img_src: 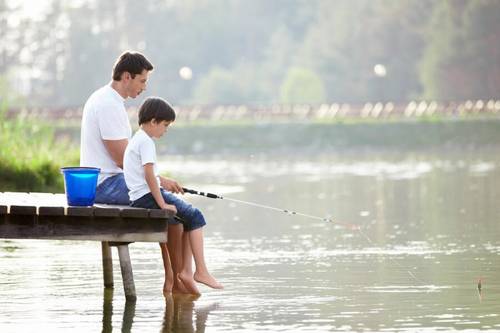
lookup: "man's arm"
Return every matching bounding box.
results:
[103,139,128,169]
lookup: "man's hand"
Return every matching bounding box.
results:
[160,176,184,194]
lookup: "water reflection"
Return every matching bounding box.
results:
[102,289,136,333]
[162,294,218,333]
[100,289,217,333]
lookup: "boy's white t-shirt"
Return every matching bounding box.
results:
[124,129,161,202]
[80,84,131,184]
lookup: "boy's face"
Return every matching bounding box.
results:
[151,119,172,138]
[124,69,150,98]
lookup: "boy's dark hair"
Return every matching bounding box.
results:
[138,97,176,125]
[112,51,154,81]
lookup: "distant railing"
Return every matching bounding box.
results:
[6,100,500,123]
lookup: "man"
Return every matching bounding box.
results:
[80,51,193,295]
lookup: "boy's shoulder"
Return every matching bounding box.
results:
[130,129,153,147]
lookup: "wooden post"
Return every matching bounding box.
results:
[117,244,136,301]
[101,241,114,288]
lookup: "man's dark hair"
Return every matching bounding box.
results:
[138,97,176,125]
[112,51,154,81]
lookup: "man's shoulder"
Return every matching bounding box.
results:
[86,85,122,109]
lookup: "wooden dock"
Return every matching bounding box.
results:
[0,192,173,300]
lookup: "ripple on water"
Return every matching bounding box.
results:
[364,285,451,293]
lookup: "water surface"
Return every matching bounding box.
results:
[2,122,500,332]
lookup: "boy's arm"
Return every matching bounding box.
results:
[159,176,184,194]
[144,163,177,214]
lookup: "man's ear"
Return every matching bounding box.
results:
[121,71,131,82]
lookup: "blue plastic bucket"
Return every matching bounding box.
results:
[60,167,100,206]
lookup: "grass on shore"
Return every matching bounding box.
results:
[0,111,79,192]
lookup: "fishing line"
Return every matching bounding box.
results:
[356,228,428,285]
[183,187,428,286]
[182,188,358,230]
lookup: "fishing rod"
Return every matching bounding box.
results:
[183,187,429,286]
[182,187,360,230]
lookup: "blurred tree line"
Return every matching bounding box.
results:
[0,0,499,107]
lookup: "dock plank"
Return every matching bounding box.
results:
[10,205,37,215]
[94,207,121,217]
[39,206,65,216]
[67,206,94,217]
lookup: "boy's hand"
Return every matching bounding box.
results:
[161,203,177,215]
[160,177,184,194]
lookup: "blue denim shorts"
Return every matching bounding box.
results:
[95,173,130,205]
[130,188,206,232]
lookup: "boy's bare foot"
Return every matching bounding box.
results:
[194,271,224,289]
[178,272,201,295]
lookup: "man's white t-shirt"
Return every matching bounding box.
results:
[124,129,161,202]
[80,84,131,184]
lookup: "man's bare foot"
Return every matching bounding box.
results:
[172,277,189,294]
[194,271,223,289]
[178,272,201,295]
[173,293,200,302]
[163,281,173,297]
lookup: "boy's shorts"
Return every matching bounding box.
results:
[130,189,206,231]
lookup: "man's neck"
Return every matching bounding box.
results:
[110,80,128,99]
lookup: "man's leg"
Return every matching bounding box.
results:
[178,231,201,295]
[95,174,130,205]
[167,224,189,294]
[159,243,174,296]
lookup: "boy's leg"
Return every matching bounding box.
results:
[161,190,223,290]
[188,228,223,289]
[159,243,174,296]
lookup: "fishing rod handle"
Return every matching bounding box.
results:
[182,187,198,194]
[182,187,221,199]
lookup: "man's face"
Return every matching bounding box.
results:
[125,69,150,98]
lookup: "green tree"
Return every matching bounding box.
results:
[0,0,26,75]
[298,0,434,102]
[57,1,121,106]
[193,67,236,104]
[192,64,267,104]
[280,67,325,104]
[0,75,24,109]
[420,0,500,100]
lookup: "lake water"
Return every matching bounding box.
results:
[2,121,500,332]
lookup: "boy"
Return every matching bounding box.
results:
[124,97,223,295]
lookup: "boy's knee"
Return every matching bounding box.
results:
[185,208,206,231]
